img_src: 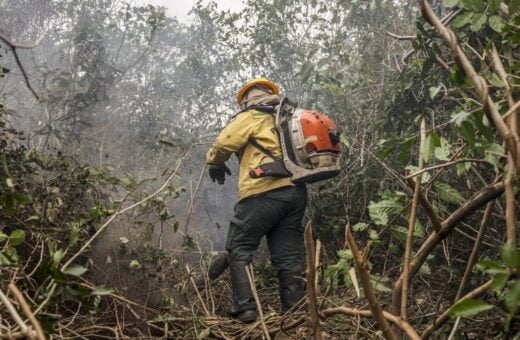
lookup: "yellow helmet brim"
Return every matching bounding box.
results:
[237,78,280,104]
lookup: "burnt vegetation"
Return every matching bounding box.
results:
[0,0,519,339]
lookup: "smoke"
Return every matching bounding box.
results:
[0,1,250,310]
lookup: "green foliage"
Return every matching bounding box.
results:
[433,182,465,205]
[0,100,180,336]
[62,264,88,276]
[501,241,520,271]
[368,192,405,226]
[476,242,520,330]
[423,132,441,163]
[324,248,391,295]
[92,285,115,296]
[448,299,494,318]
[324,249,353,288]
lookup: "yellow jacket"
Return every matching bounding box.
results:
[206,109,294,200]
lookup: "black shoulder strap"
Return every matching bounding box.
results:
[248,138,279,161]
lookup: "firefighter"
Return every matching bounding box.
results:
[206,78,306,323]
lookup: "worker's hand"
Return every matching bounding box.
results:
[208,164,231,185]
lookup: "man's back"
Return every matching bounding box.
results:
[206,108,293,200]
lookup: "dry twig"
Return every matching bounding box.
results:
[455,202,493,300]
[345,225,398,340]
[401,119,426,320]
[245,264,271,340]
[186,264,210,316]
[405,159,491,179]
[304,223,322,340]
[8,284,45,340]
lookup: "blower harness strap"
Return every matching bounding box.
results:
[248,139,292,179]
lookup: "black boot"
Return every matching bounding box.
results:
[278,271,305,313]
[229,260,257,323]
[195,253,229,290]
[208,253,229,280]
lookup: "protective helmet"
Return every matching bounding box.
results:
[236,78,279,104]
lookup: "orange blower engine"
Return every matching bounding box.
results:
[276,97,342,183]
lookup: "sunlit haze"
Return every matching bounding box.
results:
[132,0,244,22]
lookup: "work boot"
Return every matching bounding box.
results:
[278,271,305,313]
[229,260,257,323]
[208,253,229,280]
[195,253,229,290]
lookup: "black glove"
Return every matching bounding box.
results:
[208,164,231,185]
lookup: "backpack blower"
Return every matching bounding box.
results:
[249,97,342,183]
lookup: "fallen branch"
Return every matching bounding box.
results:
[0,330,38,340]
[345,225,398,340]
[320,306,419,340]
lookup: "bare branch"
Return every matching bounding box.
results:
[406,178,442,233]
[401,119,426,320]
[490,45,518,246]
[346,225,398,340]
[0,32,44,101]
[502,100,520,121]
[392,181,504,315]
[405,159,492,179]
[455,202,493,300]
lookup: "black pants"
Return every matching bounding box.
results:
[225,185,307,274]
